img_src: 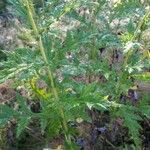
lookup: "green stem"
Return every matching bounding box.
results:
[132,10,150,41]
[123,9,150,68]
[25,0,73,148]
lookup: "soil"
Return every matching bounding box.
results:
[0,83,16,104]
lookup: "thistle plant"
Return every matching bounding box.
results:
[0,0,150,149]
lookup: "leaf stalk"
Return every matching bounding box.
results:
[24,0,73,148]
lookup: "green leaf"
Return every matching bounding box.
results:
[16,117,31,138]
[132,72,150,82]
[116,106,142,148]
[48,119,61,138]
[0,105,18,126]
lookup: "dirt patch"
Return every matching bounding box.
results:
[0,83,16,104]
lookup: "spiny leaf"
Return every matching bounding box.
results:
[116,106,142,148]
[0,105,18,126]
[16,117,31,138]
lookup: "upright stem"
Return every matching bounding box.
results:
[25,0,73,148]
[132,10,150,41]
[123,9,150,68]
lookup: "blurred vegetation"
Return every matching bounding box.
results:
[0,50,7,61]
[0,0,7,13]
[33,0,45,8]
[0,0,44,14]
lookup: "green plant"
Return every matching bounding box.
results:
[0,0,7,13]
[0,0,150,149]
[0,50,7,62]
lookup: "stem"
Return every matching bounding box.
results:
[132,10,150,41]
[123,9,150,68]
[25,0,73,148]
[90,10,98,60]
